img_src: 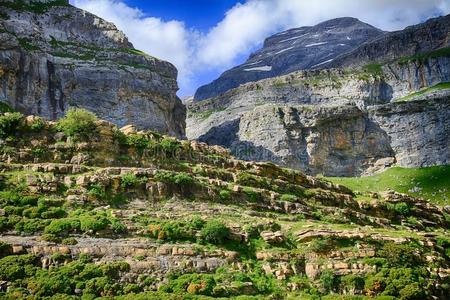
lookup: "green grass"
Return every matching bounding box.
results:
[398,47,450,65]
[395,82,450,102]
[362,63,383,76]
[327,166,450,205]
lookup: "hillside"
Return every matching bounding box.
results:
[0,107,449,299]
[0,0,185,138]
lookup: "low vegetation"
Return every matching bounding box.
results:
[327,165,450,205]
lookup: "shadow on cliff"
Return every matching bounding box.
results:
[197,118,283,165]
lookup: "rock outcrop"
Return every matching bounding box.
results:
[187,14,450,176]
[0,0,185,138]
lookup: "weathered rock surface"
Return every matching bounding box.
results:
[0,0,185,138]
[194,17,383,101]
[187,14,450,176]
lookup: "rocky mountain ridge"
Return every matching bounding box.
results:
[187,14,450,176]
[0,0,186,138]
[194,17,384,101]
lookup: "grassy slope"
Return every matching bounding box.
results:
[327,166,450,205]
[395,82,450,102]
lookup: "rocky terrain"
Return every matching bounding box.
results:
[0,107,449,299]
[194,17,384,101]
[187,14,450,176]
[0,0,185,138]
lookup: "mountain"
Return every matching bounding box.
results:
[0,0,185,138]
[187,14,450,176]
[194,17,384,101]
[0,108,448,299]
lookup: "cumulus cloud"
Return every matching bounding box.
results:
[71,0,450,96]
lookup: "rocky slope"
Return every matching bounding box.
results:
[187,14,450,176]
[0,0,185,138]
[194,17,384,101]
[0,109,448,299]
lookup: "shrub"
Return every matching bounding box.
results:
[61,237,78,245]
[40,233,62,243]
[121,173,141,188]
[280,194,297,202]
[111,219,127,234]
[219,189,231,201]
[0,112,23,138]
[15,218,48,234]
[0,102,14,113]
[126,134,150,153]
[154,171,194,186]
[236,172,270,189]
[394,202,411,216]
[320,270,339,293]
[378,243,422,267]
[200,220,230,245]
[29,117,45,131]
[87,184,106,200]
[79,215,109,233]
[56,108,97,139]
[160,138,181,156]
[0,254,37,281]
[44,218,81,235]
[308,237,336,254]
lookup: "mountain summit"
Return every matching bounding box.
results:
[194,17,384,101]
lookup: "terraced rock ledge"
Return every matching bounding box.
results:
[0,108,449,299]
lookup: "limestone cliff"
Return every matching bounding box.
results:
[0,0,186,138]
[187,52,450,176]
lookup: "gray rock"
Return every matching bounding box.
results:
[0,1,185,138]
[187,57,450,176]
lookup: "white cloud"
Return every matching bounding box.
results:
[71,0,450,96]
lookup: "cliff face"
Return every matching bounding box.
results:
[0,0,186,138]
[187,53,450,176]
[194,17,383,101]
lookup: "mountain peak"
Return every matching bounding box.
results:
[195,17,384,101]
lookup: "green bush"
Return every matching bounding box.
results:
[393,202,411,216]
[111,219,127,234]
[40,233,62,243]
[0,102,14,113]
[280,194,297,202]
[154,171,194,186]
[0,254,37,281]
[378,243,422,267]
[29,117,45,131]
[61,237,78,245]
[56,108,97,139]
[320,270,339,293]
[44,218,81,235]
[121,173,141,188]
[308,237,336,254]
[0,112,23,138]
[219,189,231,201]
[79,215,110,233]
[236,172,270,189]
[160,138,181,156]
[200,220,230,245]
[87,184,106,200]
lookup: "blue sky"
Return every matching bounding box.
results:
[123,0,240,31]
[71,0,450,97]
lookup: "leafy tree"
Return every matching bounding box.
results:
[56,108,97,139]
[200,220,230,245]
